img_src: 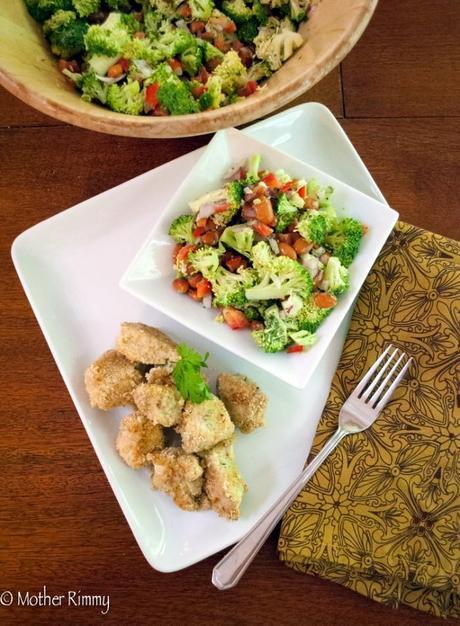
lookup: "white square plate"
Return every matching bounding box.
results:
[12,103,389,572]
[120,127,398,389]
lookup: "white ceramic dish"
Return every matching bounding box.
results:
[12,103,389,572]
[120,127,398,389]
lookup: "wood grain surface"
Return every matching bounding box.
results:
[1,1,459,624]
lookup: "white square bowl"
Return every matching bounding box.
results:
[120,127,398,389]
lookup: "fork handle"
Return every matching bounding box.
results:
[212,427,347,590]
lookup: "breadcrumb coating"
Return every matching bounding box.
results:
[116,322,179,365]
[116,412,164,469]
[133,383,184,427]
[202,440,247,520]
[145,363,175,385]
[178,394,235,454]
[148,447,209,511]
[217,373,268,433]
[84,350,142,410]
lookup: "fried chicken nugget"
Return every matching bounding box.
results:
[116,322,179,365]
[116,412,164,469]
[178,394,235,454]
[84,350,142,410]
[145,363,175,386]
[148,447,209,511]
[133,383,184,427]
[217,373,268,433]
[202,440,248,521]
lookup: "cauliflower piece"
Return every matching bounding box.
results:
[217,373,267,433]
[133,383,184,427]
[84,350,142,410]
[202,440,247,520]
[116,322,179,365]
[149,447,209,511]
[177,394,235,453]
[116,412,164,469]
[254,18,303,70]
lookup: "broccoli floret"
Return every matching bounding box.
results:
[275,193,298,232]
[199,40,224,63]
[289,0,309,22]
[157,79,199,115]
[254,18,303,70]
[160,28,196,56]
[211,267,256,308]
[188,246,221,279]
[189,0,214,20]
[122,38,166,64]
[213,50,247,94]
[288,329,317,348]
[106,0,133,9]
[168,214,196,244]
[250,240,273,269]
[323,256,350,295]
[84,13,132,57]
[79,71,108,103]
[208,180,243,226]
[48,14,88,58]
[180,44,204,77]
[290,296,333,332]
[245,153,261,184]
[220,225,254,257]
[245,255,312,301]
[72,0,100,17]
[144,10,170,37]
[252,305,289,353]
[253,0,268,24]
[25,0,73,23]
[222,0,252,23]
[237,18,259,44]
[42,9,75,34]
[325,217,363,267]
[106,81,144,115]
[247,61,271,82]
[199,75,225,110]
[296,212,327,244]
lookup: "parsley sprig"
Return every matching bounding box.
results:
[172,344,212,404]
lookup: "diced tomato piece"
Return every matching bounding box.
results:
[252,222,273,238]
[193,226,206,237]
[168,58,183,75]
[119,58,130,72]
[177,244,197,264]
[222,307,250,330]
[188,273,203,288]
[178,3,192,17]
[145,83,159,106]
[254,196,275,225]
[279,181,294,193]
[314,293,337,309]
[238,80,258,97]
[190,20,206,34]
[192,85,206,98]
[223,19,237,33]
[196,217,208,228]
[287,344,304,353]
[188,288,201,301]
[196,279,212,299]
[298,185,306,198]
[226,255,247,272]
[261,172,281,189]
[238,168,247,180]
[107,63,124,79]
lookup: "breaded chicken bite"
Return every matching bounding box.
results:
[178,394,234,454]
[217,373,268,433]
[149,448,208,511]
[145,363,175,385]
[202,440,247,520]
[116,322,179,365]
[84,350,142,410]
[133,383,184,427]
[116,412,164,469]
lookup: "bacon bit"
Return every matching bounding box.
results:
[153,105,169,116]
[119,58,130,72]
[232,40,245,51]
[214,34,230,52]
[237,80,258,97]
[261,172,281,189]
[206,57,222,72]
[190,20,206,33]
[287,344,304,353]
[201,230,219,245]
[168,58,183,76]
[145,83,160,106]
[58,59,79,74]
[226,255,247,272]
[178,3,192,18]
[314,293,337,309]
[252,222,274,238]
[277,233,294,244]
[222,307,250,330]
[197,66,210,84]
[192,85,206,98]
[241,203,257,221]
[198,31,214,42]
[238,47,253,68]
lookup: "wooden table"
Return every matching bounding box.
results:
[1,1,459,624]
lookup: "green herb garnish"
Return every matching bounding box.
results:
[172,343,212,404]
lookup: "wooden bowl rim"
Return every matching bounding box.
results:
[0,0,378,137]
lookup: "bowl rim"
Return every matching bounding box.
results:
[0,0,378,137]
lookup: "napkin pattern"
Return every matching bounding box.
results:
[278,222,459,618]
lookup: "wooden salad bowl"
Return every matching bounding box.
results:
[0,1,378,138]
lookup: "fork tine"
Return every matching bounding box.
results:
[375,357,413,412]
[368,351,406,406]
[353,344,393,396]
[360,347,399,401]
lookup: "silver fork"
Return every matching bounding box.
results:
[212,344,412,590]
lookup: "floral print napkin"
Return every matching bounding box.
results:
[278,222,459,618]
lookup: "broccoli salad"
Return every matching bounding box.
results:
[168,155,366,353]
[24,0,312,116]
